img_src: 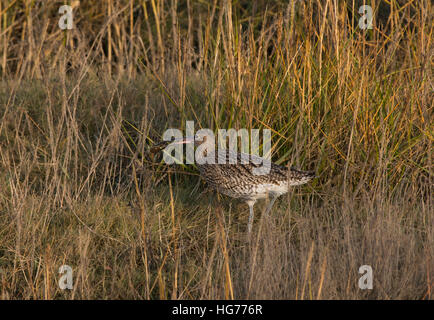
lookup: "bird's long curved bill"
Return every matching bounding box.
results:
[150,136,195,154]
[171,136,195,145]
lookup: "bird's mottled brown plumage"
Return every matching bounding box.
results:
[197,149,315,202]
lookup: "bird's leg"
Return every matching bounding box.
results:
[264,194,278,216]
[246,200,256,233]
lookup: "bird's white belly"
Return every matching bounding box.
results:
[250,182,289,199]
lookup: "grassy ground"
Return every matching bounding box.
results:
[0,0,432,299]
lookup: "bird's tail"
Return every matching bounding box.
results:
[288,167,315,186]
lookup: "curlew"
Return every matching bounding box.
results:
[152,131,314,233]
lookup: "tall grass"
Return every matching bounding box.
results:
[0,0,432,299]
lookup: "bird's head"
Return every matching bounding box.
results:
[150,131,213,154]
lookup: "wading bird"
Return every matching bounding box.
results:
[152,132,314,233]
